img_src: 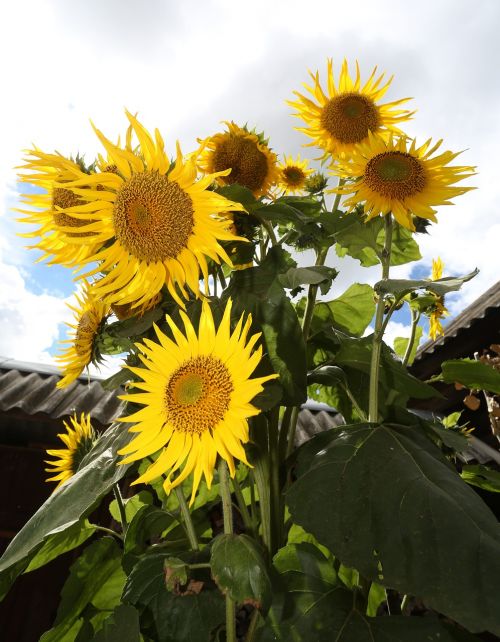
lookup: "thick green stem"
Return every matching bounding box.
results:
[262,220,278,246]
[219,460,236,642]
[245,609,260,642]
[368,216,393,423]
[232,476,253,534]
[174,486,199,551]
[402,309,420,367]
[268,408,282,552]
[113,484,128,535]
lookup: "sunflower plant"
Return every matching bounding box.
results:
[2,58,500,642]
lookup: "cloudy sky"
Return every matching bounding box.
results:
[0,0,498,374]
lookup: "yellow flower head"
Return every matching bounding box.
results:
[428,257,449,341]
[288,58,414,160]
[56,281,110,388]
[118,298,278,505]
[16,150,100,267]
[56,111,246,308]
[277,155,314,194]
[331,133,476,230]
[45,413,96,489]
[198,122,280,198]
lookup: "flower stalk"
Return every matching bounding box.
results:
[219,459,237,642]
[174,485,200,551]
[368,215,393,423]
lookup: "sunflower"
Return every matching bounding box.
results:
[56,281,110,388]
[111,290,162,321]
[57,111,246,308]
[288,58,414,160]
[331,133,476,230]
[277,155,313,194]
[118,298,278,505]
[198,122,279,198]
[45,413,96,489]
[428,257,449,340]
[16,150,99,266]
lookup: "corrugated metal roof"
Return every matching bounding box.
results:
[415,279,500,360]
[0,357,124,425]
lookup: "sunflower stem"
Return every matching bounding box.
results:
[174,486,200,551]
[245,609,261,642]
[113,484,128,536]
[92,524,124,541]
[402,309,421,367]
[262,220,278,246]
[368,215,393,423]
[218,460,236,642]
[232,476,254,535]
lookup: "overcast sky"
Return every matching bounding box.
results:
[0,0,498,372]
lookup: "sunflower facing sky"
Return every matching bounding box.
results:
[331,133,476,230]
[56,281,109,388]
[118,298,278,505]
[288,58,414,160]
[52,111,246,308]
[198,122,280,198]
[277,155,313,194]
[17,149,100,267]
[45,413,96,489]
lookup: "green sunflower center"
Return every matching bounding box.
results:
[320,92,379,144]
[165,356,234,434]
[364,151,426,199]
[52,187,94,238]
[283,166,305,187]
[113,171,194,263]
[212,135,269,193]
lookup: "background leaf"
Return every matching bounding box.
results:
[440,358,500,394]
[92,605,140,642]
[324,283,376,337]
[393,326,423,365]
[375,270,478,297]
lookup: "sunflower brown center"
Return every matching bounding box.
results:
[320,92,379,144]
[165,356,234,434]
[113,171,194,263]
[75,311,97,356]
[212,135,269,193]
[364,151,426,199]
[52,188,94,238]
[283,166,305,187]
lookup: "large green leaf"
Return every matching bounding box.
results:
[375,269,478,298]
[440,358,500,394]
[287,423,500,635]
[278,266,338,295]
[123,551,225,641]
[210,534,272,610]
[256,543,478,641]
[461,465,500,493]
[40,538,123,641]
[224,247,307,404]
[25,519,96,573]
[92,605,140,642]
[0,422,133,600]
[325,283,375,337]
[329,211,421,267]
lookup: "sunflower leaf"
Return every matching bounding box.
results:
[439,358,500,394]
[286,422,500,636]
[375,269,478,297]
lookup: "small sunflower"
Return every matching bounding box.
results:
[111,291,162,321]
[428,257,449,341]
[118,298,278,505]
[288,58,414,160]
[277,155,313,194]
[45,413,96,489]
[56,282,110,388]
[16,150,99,266]
[198,122,279,198]
[331,133,476,230]
[58,111,246,308]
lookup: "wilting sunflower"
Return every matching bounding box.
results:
[198,122,280,198]
[277,155,313,194]
[288,58,413,160]
[57,111,246,308]
[16,150,99,266]
[56,281,109,388]
[45,413,96,489]
[118,298,278,505]
[428,257,449,340]
[331,133,476,230]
